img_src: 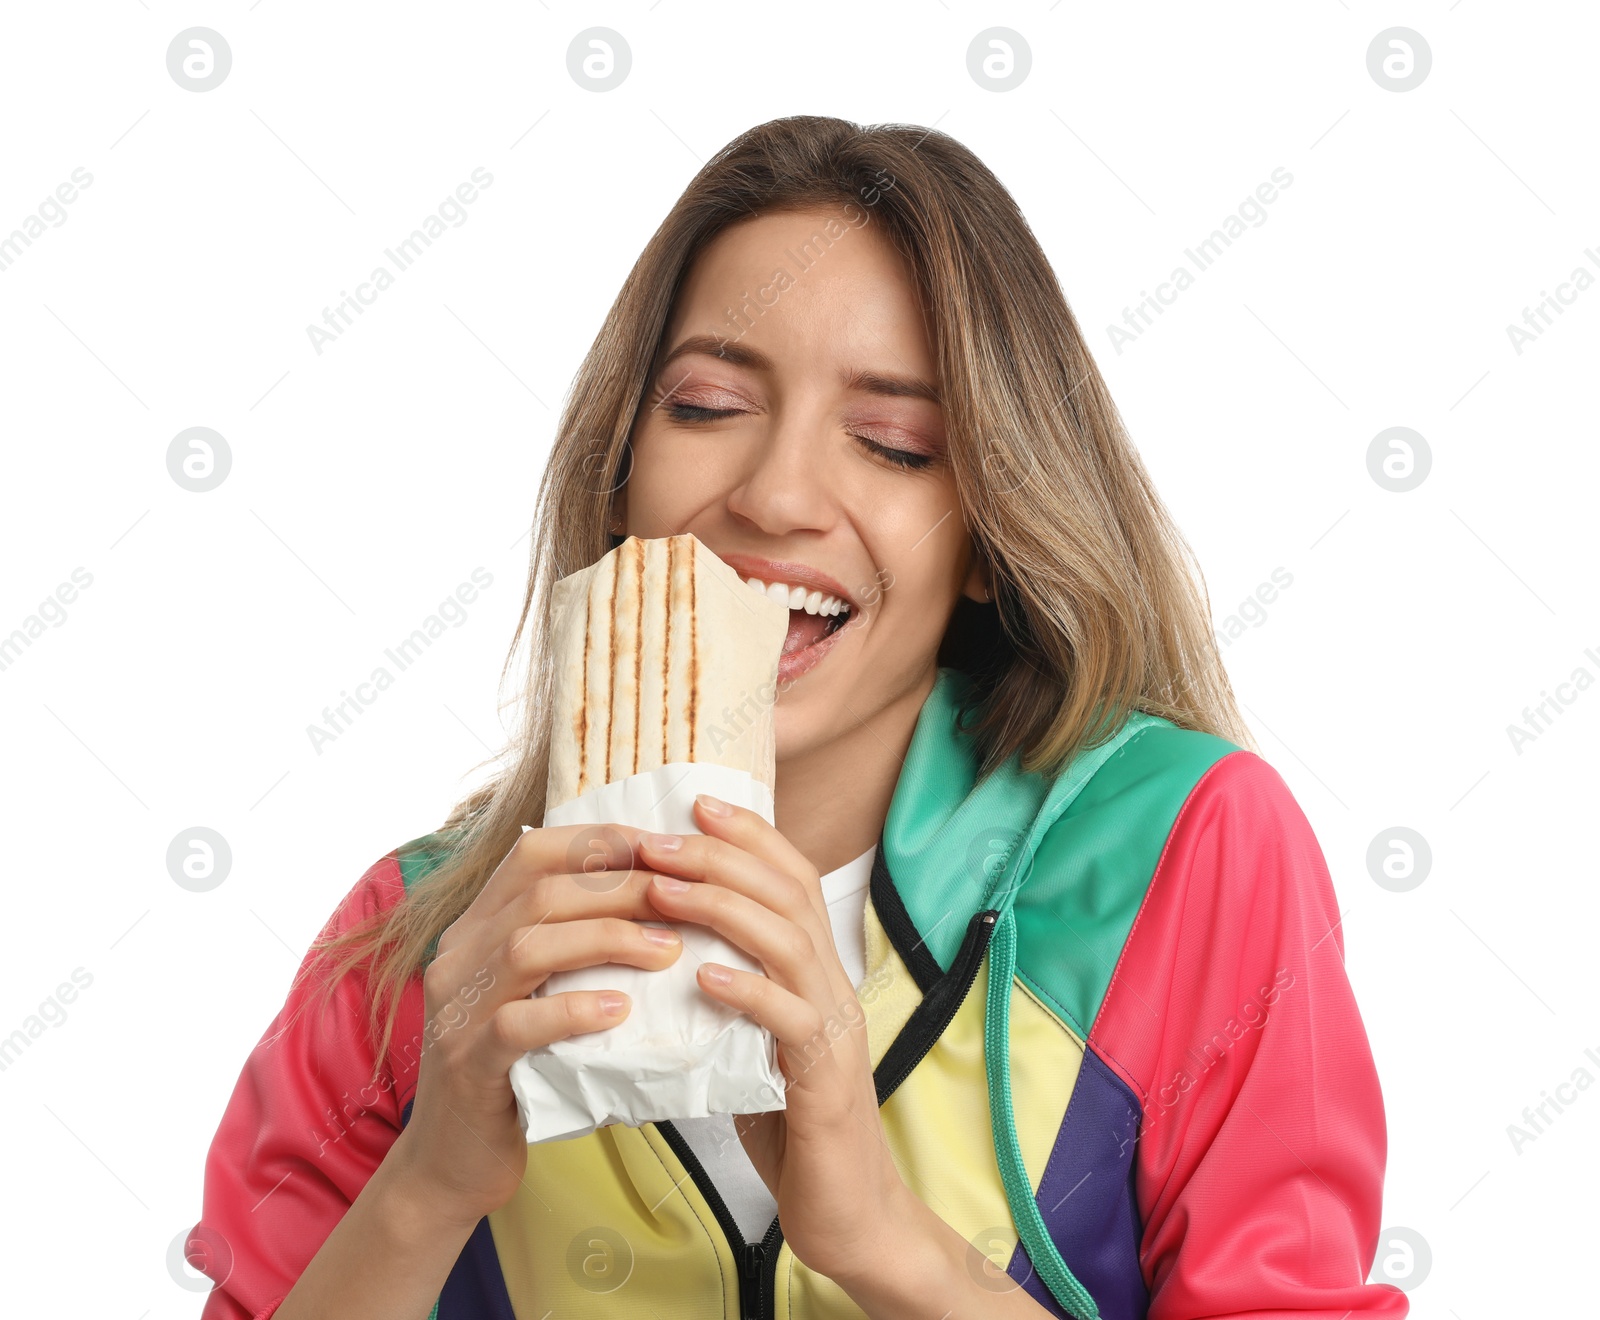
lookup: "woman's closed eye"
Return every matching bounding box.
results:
[666,401,740,424]
[664,399,936,471]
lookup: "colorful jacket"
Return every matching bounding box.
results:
[192,667,1407,1319]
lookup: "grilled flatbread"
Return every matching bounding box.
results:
[546,534,789,810]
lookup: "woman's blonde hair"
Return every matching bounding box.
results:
[303,114,1255,1079]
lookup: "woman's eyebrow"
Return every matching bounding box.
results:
[659,334,941,405]
[839,367,942,406]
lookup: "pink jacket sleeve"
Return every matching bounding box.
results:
[186,853,424,1319]
[1092,751,1409,1318]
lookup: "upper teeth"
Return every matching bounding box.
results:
[743,576,850,617]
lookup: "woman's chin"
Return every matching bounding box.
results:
[773,697,837,769]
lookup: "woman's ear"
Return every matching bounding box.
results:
[960,551,993,604]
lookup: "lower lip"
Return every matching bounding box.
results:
[776,614,855,684]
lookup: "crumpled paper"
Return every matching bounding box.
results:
[508,760,788,1144]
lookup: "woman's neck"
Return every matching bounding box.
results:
[772,667,938,877]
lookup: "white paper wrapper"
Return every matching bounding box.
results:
[508,761,788,1144]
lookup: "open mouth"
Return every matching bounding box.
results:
[739,575,854,664]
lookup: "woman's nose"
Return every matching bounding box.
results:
[723,411,839,536]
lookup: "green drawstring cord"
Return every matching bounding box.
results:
[982,711,1159,1320]
[985,909,1100,1319]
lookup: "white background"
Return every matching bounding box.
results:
[1,2,1595,1314]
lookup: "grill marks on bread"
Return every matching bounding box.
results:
[548,533,788,809]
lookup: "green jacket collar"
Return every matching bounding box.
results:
[881,666,1166,972]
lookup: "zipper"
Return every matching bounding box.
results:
[755,1213,783,1320]
[739,1241,765,1318]
[654,1119,772,1319]
[751,908,999,1317]
[655,907,998,1320]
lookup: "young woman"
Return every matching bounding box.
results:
[192,116,1407,1320]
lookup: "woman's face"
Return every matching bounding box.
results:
[618,206,986,765]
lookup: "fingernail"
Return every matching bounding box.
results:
[597,991,628,1015]
[652,873,690,893]
[641,924,681,946]
[641,831,682,852]
[701,965,732,986]
[695,793,732,817]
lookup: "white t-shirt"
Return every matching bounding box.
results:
[672,843,876,1241]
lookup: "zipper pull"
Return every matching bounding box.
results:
[739,1241,766,1319]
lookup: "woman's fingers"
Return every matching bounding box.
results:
[437,854,670,1006]
[467,989,634,1082]
[639,826,821,932]
[499,914,681,989]
[646,871,835,1004]
[692,794,818,879]
[695,963,866,1085]
[429,911,680,1025]
[690,797,830,921]
[638,824,859,1005]
[493,865,667,930]
[435,915,680,1086]
[468,822,653,930]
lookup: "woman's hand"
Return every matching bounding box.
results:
[637,797,903,1283]
[640,801,1056,1319]
[389,824,682,1227]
